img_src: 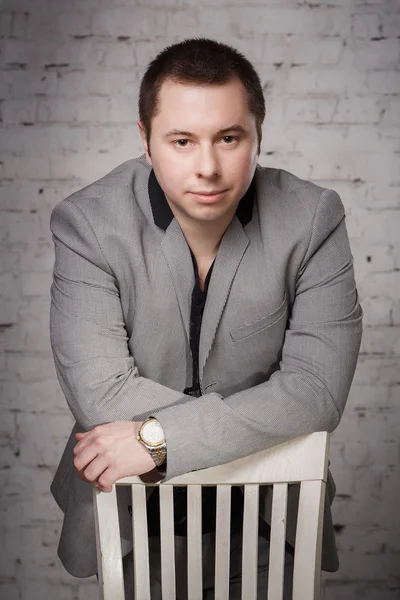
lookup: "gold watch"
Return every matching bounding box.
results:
[137,417,167,467]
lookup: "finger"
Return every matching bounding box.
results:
[76,467,90,483]
[97,466,121,493]
[73,430,99,455]
[75,466,102,489]
[73,446,99,474]
[82,455,109,484]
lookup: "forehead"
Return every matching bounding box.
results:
[153,78,254,132]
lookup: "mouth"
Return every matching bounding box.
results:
[189,190,228,203]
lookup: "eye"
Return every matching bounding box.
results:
[175,139,189,147]
[222,135,238,144]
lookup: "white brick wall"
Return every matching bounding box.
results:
[0,0,399,598]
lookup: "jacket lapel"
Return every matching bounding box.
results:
[199,216,249,384]
[160,218,194,344]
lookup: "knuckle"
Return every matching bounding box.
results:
[96,436,106,449]
[83,468,93,482]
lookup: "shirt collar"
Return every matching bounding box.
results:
[148,169,255,231]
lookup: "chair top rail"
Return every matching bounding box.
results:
[117,432,329,487]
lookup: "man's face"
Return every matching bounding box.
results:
[138,77,260,228]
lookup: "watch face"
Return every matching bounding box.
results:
[141,420,165,446]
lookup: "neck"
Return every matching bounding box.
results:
[174,210,236,261]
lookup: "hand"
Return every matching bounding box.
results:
[73,421,156,493]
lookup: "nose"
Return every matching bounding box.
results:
[195,144,220,179]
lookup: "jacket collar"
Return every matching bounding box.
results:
[148,169,255,230]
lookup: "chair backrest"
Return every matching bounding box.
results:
[93,431,329,600]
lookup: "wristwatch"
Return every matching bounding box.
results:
[137,417,167,467]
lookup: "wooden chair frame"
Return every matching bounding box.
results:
[93,431,329,600]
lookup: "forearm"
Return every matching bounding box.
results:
[52,352,191,431]
[153,340,360,482]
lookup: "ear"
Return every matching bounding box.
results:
[137,120,152,165]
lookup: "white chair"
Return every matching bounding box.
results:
[93,431,329,600]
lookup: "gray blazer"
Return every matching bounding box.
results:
[49,154,363,578]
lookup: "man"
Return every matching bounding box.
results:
[49,38,363,598]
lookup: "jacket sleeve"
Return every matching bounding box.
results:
[49,198,192,431]
[152,188,363,482]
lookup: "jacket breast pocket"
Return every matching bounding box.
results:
[229,292,288,342]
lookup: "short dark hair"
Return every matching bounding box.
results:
[138,37,265,153]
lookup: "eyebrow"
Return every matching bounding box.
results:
[163,124,248,138]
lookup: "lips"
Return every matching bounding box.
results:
[190,190,227,204]
[191,190,226,195]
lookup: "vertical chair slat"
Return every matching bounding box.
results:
[292,480,326,600]
[267,483,288,600]
[93,485,125,600]
[159,484,176,600]
[214,485,232,600]
[187,484,203,600]
[241,484,259,600]
[131,484,151,600]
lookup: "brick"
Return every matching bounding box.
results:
[2,99,37,125]
[354,296,393,326]
[0,584,19,600]
[285,97,337,123]
[1,155,52,180]
[0,70,58,98]
[48,151,131,182]
[166,8,200,36]
[262,35,344,66]
[0,213,43,245]
[235,6,351,37]
[1,38,59,69]
[286,68,368,95]
[0,273,22,298]
[381,10,400,38]
[367,70,400,94]
[20,272,52,298]
[311,149,399,184]
[0,181,85,213]
[356,242,396,274]
[26,11,93,40]
[102,42,137,69]
[0,125,89,157]
[134,38,180,66]
[333,97,382,124]
[346,383,390,409]
[5,351,57,382]
[351,38,400,70]
[108,95,139,123]
[360,326,400,355]
[91,7,168,37]
[56,70,139,97]
[351,12,381,39]
[0,380,67,412]
[0,10,30,39]
[36,97,111,124]
[382,99,400,125]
